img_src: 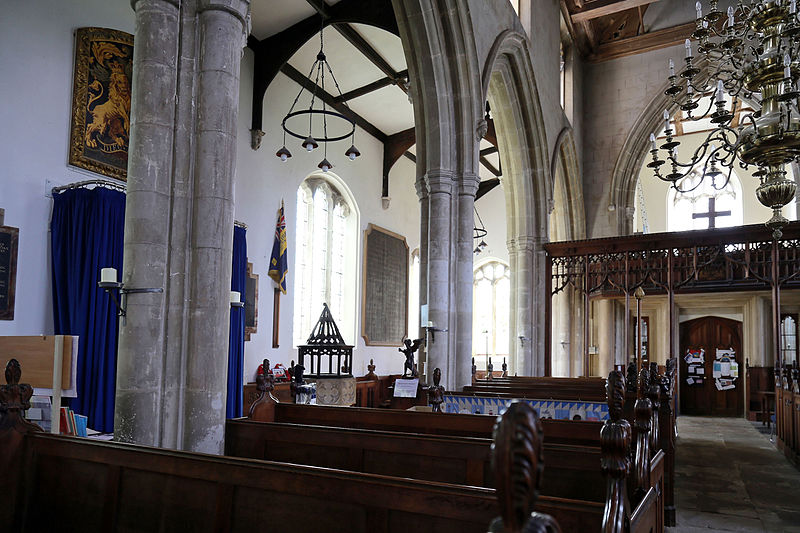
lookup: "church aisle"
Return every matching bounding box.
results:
[667,417,800,533]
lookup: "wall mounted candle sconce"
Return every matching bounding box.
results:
[230,290,244,308]
[97,267,163,318]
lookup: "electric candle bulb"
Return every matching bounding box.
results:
[792,0,797,15]
[669,58,675,77]
[717,79,724,101]
[728,6,734,27]
[785,54,792,80]
[696,1,702,19]
[322,164,329,172]
[687,84,693,95]
[349,152,356,161]
[305,143,314,151]
[280,153,288,162]
[650,133,657,151]
[664,109,670,131]
[685,39,692,58]
[702,20,708,29]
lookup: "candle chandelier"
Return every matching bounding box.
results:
[473,207,488,255]
[275,21,361,172]
[648,0,799,238]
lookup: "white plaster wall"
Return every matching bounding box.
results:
[472,180,508,265]
[582,43,685,238]
[634,131,796,233]
[235,49,421,383]
[0,0,135,338]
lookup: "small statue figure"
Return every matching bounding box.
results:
[427,367,445,413]
[487,357,494,380]
[399,337,423,378]
[471,357,477,383]
[364,358,377,380]
[256,358,275,394]
[501,357,508,377]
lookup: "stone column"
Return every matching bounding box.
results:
[514,237,535,376]
[596,299,616,372]
[415,177,429,378]
[116,0,249,454]
[507,238,519,374]
[454,173,479,389]
[425,171,453,388]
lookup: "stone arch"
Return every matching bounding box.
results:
[482,29,551,376]
[550,127,585,241]
[609,59,712,235]
[391,0,484,389]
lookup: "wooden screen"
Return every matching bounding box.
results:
[361,224,408,346]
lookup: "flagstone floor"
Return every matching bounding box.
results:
[666,416,800,533]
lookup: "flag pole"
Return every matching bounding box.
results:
[272,199,284,348]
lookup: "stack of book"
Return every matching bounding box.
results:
[59,406,87,437]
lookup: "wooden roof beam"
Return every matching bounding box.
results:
[571,0,658,24]
[588,21,696,63]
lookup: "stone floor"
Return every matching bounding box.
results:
[666,416,800,533]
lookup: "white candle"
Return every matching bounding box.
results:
[696,1,702,19]
[230,290,241,304]
[785,53,792,80]
[100,268,117,284]
[664,109,670,131]
[716,79,724,101]
[687,84,693,96]
[685,39,693,58]
[650,133,657,151]
[728,6,735,27]
[792,0,797,15]
[669,58,675,77]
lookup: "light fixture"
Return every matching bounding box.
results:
[97,267,163,318]
[473,206,488,255]
[230,290,244,308]
[649,0,799,239]
[277,19,361,169]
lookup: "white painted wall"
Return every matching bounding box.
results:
[235,49,421,383]
[0,0,135,338]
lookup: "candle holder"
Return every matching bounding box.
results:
[97,268,163,317]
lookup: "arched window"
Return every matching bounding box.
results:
[667,166,743,232]
[293,175,358,346]
[472,260,510,369]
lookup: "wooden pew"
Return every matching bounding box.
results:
[0,358,565,533]
[775,364,800,467]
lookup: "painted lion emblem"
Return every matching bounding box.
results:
[85,42,131,153]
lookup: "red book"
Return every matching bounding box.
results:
[59,407,70,434]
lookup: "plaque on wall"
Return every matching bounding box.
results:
[245,262,258,341]
[0,225,19,320]
[362,224,409,346]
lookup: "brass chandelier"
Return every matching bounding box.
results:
[649,0,799,238]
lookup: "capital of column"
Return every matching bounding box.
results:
[197,0,251,27]
[131,0,180,10]
[509,236,538,253]
[457,172,480,196]
[425,170,455,196]
[415,176,429,200]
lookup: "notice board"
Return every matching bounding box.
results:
[362,224,408,346]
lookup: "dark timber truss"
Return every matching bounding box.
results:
[247,0,502,200]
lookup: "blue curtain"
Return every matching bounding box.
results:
[51,187,125,433]
[227,226,247,418]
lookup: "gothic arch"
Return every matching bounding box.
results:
[550,127,585,241]
[482,29,550,376]
[609,59,713,235]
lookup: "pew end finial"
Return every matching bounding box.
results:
[488,401,562,533]
[249,358,279,421]
[602,370,631,533]
[427,368,445,413]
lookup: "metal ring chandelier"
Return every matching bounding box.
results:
[275,22,361,172]
[648,0,799,239]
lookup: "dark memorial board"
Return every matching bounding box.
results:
[0,226,19,320]
[362,224,408,346]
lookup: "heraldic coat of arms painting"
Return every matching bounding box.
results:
[69,27,133,181]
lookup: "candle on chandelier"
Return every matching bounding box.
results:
[785,53,792,80]
[685,39,692,58]
[669,58,675,77]
[716,80,724,101]
[728,6,734,27]
[650,133,657,151]
[687,84,693,96]
[663,109,670,131]
[696,1,702,19]
[792,0,797,15]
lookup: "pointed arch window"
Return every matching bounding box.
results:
[473,261,510,368]
[294,177,356,346]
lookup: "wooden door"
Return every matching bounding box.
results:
[680,316,744,416]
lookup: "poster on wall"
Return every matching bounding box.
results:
[0,225,19,320]
[68,27,134,181]
[685,348,705,386]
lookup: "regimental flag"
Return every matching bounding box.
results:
[268,200,288,294]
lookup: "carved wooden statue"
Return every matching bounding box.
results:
[625,362,638,394]
[487,357,494,380]
[427,367,445,413]
[488,401,562,533]
[502,357,508,378]
[632,368,652,501]
[249,358,279,419]
[364,358,377,380]
[471,357,477,383]
[601,370,631,533]
[399,338,423,378]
